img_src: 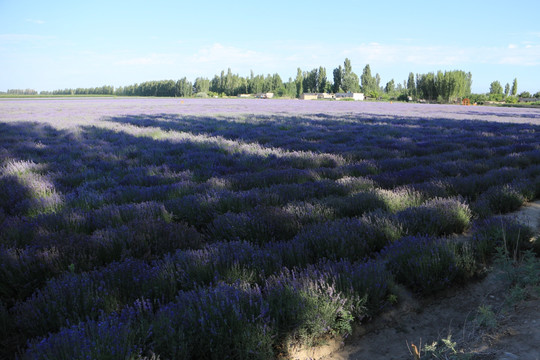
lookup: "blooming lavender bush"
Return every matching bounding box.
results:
[24,299,153,360]
[0,246,62,305]
[206,206,301,244]
[291,213,402,262]
[169,240,283,287]
[380,236,459,295]
[304,258,393,315]
[396,197,471,236]
[152,283,274,360]
[264,268,354,348]
[472,183,527,217]
[12,258,174,340]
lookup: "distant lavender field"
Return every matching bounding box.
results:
[1,98,539,359]
[1,97,540,126]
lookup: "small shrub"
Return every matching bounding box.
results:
[378,187,424,213]
[448,240,480,281]
[264,268,353,349]
[206,206,301,244]
[282,200,336,224]
[0,246,62,305]
[323,191,388,218]
[307,258,393,315]
[12,258,175,340]
[471,217,535,263]
[396,197,471,236]
[474,184,526,216]
[380,235,458,295]
[164,194,218,228]
[90,219,203,263]
[323,188,422,218]
[292,213,402,263]
[475,304,497,329]
[170,241,282,288]
[24,299,152,360]
[152,283,274,360]
[335,176,376,194]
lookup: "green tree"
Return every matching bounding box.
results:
[416,72,436,101]
[385,79,395,94]
[272,73,283,92]
[341,59,360,93]
[332,66,342,93]
[511,78,518,96]
[194,77,210,93]
[176,77,193,97]
[317,66,327,93]
[284,77,297,98]
[295,68,303,98]
[490,80,503,95]
[303,68,318,93]
[225,68,233,95]
[361,64,376,95]
[504,83,510,97]
[407,72,416,97]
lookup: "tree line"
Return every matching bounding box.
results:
[9,59,539,103]
[37,59,475,103]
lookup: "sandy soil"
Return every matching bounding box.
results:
[295,201,540,360]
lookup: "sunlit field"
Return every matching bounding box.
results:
[1,98,540,359]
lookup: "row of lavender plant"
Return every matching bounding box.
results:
[3,196,520,356]
[2,117,539,217]
[12,214,534,360]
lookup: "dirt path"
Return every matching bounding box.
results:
[307,201,540,360]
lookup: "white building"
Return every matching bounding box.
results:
[335,92,364,101]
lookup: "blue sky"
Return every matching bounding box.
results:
[1,0,539,93]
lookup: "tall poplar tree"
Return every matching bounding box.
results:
[317,66,327,93]
[511,78,518,96]
[337,58,360,93]
[332,66,342,93]
[407,72,416,97]
[361,64,376,95]
[295,68,303,98]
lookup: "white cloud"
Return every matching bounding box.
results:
[342,42,540,67]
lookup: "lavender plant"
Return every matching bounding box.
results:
[380,236,459,295]
[152,283,274,360]
[471,216,535,263]
[24,299,153,360]
[291,213,402,262]
[396,197,471,236]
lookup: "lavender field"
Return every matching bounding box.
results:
[1,98,540,359]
